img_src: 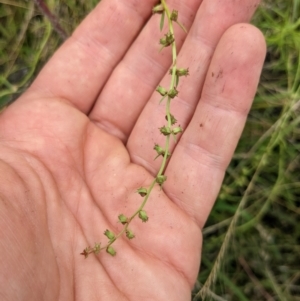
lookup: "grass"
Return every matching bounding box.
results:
[0,0,299,300]
[0,0,98,107]
[197,1,300,300]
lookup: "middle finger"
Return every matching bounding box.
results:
[126,0,260,175]
[89,0,203,141]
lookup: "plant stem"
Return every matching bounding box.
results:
[82,0,183,257]
[34,0,68,40]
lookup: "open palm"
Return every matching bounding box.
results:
[0,0,265,300]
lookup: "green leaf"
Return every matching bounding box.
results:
[160,11,165,31]
[176,74,179,87]
[159,95,167,104]
[176,21,187,33]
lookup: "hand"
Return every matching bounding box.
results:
[0,0,265,300]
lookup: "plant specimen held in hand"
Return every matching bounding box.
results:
[81,0,188,258]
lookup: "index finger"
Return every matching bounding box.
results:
[28,0,157,113]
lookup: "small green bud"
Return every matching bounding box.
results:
[168,87,179,98]
[154,144,164,155]
[126,229,135,239]
[177,68,189,77]
[93,243,101,254]
[106,246,116,256]
[104,229,115,241]
[118,214,128,225]
[152,4,164,14]
[170,10,178,21]
[165,114,177,125]
[137,187,148,197]
[139,210,149,222]
[159,32,174,47]
[169,68,189,81]
[165,32,175,44]
[159,126,172,136]
[156,175,167,185]
[172,126,183,135]
[154,144,171,159]
[160,36,167,46]
[156,85,167,96]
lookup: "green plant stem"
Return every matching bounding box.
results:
[163,0,178,127]
[83,0,182,257]
[160,0,177,173]
[34,0,68,40]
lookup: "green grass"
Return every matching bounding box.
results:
[0,0,98,107]
[197,1,300,300]
[0,0,299,300]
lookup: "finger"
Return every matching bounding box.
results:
[126,0,260,174]
[89,0,203,142]
[27,0,158,113]
[164,24,266,227]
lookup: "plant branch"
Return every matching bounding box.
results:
[34,0,68,40]
[81,0,187,258]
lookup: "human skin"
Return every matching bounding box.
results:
[0,0,266,300]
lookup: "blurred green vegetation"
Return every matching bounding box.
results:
[197,1,300,300]
[0,0,299,300]
[0,0,98,107]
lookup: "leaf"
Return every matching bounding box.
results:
[176,21,187,33]
[175,74,179,87]
[172,133,177,143]
[159,95,167,104]
[160,11,165,31]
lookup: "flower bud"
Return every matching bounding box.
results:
[170,10,178,21]
[126,229,135,239]
[172,126,183,135]
[177,68,189,76]
[168,87,179,98]
[156,175,167,185]
[154,144,171,159]
[152,4,164,14]
[159,36,167,46]
[118,214,128,224]
[166,32,175,44]
[137,187,148,197]
[154,144,164,155]
[104,229,115,241]
[156,85,167,96]
[93,243,101,254]
[138,210,149,222]
[165,114,177,125]
[159,126,171,136]
[159,32,174,48]
[106,246,116,256]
